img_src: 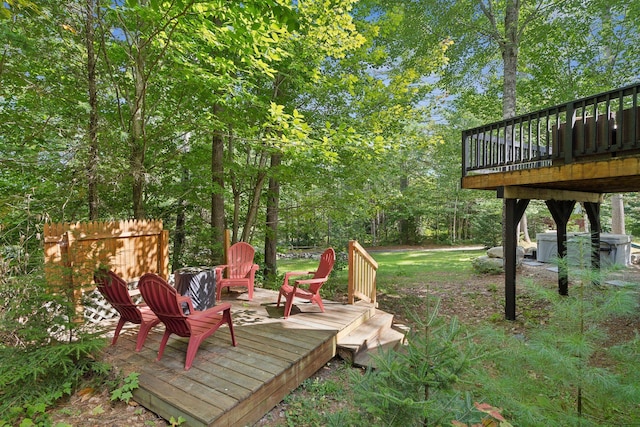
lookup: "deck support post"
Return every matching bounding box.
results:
[504,198,529,320]
[584,202,602,285]
[545,200,576,295]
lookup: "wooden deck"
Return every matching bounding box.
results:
[102,288,376,427]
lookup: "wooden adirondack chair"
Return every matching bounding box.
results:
[94,269,160,351]
[215,242,259,301]
[138,273,237,370]
[277,248,335,318]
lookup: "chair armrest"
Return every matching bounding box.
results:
[283,271,313,287]
[177,295,195,313]
[190,302,232,319]
[214,264,229,274]
[284,271,314,279]
[295,277,327,286]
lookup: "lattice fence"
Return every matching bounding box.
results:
[82,282,145,324]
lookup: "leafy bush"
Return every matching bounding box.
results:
[0,272,106,425]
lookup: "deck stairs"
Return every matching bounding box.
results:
[336,308,408,368]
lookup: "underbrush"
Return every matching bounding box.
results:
[267,253,640,426]
[5,249,640,426]
[0,272,108,426]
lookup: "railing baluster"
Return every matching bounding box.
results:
[461,83,640,175]
[605,95,612,150]
[632,87,638,150]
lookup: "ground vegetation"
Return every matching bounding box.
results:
[30,247,640,427]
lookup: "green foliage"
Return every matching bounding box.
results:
[281,361,356,427]
[110,372,140,404]
[169,415,186,426]
[352,301,484,426]
[470,200,503,248]
[0,339,105,425]
[471,272,640,426]
[0,271,105,425]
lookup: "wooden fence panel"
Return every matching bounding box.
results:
[44,220,169,293]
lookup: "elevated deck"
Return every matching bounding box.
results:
[103,288,376,427]
[462,83,640,194]
[461,84,640,320]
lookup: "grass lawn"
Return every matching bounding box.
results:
[276,247,486,296]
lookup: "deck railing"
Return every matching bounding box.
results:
[348,240,378,305]
[462,83,640,176]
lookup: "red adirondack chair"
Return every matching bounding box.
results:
[215,242,259,301]
[94,269,160,351]
[277,248,335,318]
[138,273,237,370]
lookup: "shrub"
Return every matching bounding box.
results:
[0,272,106,425]
[471,266,640,425]
[351,300,487,426]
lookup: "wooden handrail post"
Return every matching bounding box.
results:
[347,240,378,306]
[348,241,355,304]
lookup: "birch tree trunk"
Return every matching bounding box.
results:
[611,194,625,234]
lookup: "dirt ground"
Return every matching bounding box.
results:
[49,254,640,427]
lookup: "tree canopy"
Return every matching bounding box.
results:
[1,0,639,273]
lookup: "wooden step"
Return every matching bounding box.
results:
[352,327,407,369]
[336,310,407,366]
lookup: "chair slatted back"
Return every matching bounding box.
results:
[309,248,335,293]
[95,271,143,324]
[227,242,256,279]
[138,273,191,337]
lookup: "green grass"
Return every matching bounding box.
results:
[275,248,485,299]
[371,248,485,286]
[277,248,484,282]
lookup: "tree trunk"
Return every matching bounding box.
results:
[85,0,99,220]
[172,168,189,271]
[501,0,520,120]
[521,212,531,243]
[173,199,186,271]
[130,32,146,219]
[485,0,521,246]
[264,153,281,281]
[224,133,241,243]
[211,105,226,264]
[611,194,625,234]
[241,157,268,242]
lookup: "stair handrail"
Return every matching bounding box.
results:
[348,240,378,305]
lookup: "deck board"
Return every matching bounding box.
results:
[103,288,374,426]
